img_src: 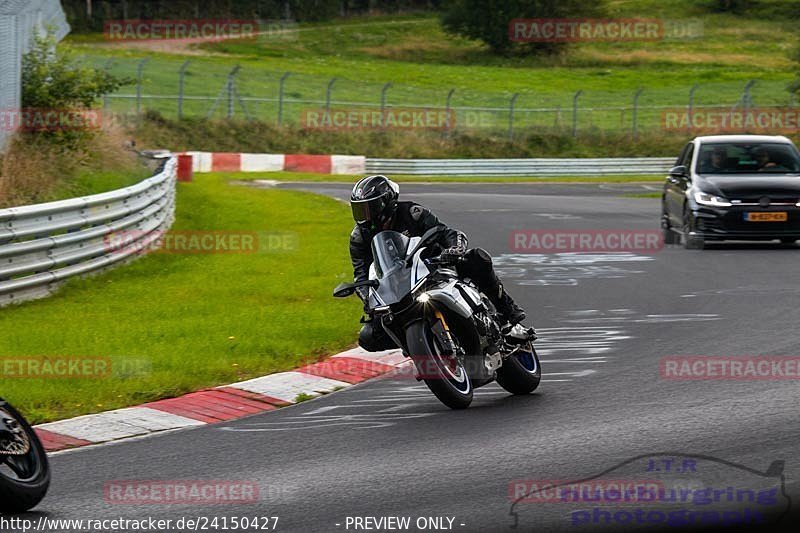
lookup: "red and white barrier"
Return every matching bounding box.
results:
[180,152,366,175]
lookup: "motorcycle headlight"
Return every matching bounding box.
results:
[694,191,731,207]
[416,292,431,304]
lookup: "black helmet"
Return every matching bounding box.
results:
[350,175,399,229]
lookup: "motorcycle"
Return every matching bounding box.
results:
[334,227,540,409]
[0,398,50,514]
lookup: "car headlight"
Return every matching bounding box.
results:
[694,192,732,207]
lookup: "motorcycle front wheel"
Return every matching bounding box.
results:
[406,319,473,410]
[0,401,51,514]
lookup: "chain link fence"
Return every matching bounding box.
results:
[81,55,797,140]
[0,0,70,149]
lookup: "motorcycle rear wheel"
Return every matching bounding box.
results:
[496,342,542,395]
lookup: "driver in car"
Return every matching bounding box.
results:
[349,175,526,352]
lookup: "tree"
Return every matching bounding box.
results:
[21,31,132,140]
[440,0,607,56]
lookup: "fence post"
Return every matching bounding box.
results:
[742,79,755,115]
[632,88,643,141]
[178,60,191,119]
[508,93,520,141]
[687,83,699,133]
[278,71,291,126]
[445,88,455,135]
[136,58,148,116]
[325,77,338,112]
[572,90,583,137]
[227,66,241,119]
[381,82,392,130]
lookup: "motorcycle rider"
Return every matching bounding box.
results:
[349,175,527,352]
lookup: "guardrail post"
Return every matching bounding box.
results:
[632,88,643,141]
[178,60,191,119]
[444,88,455,135]
[381,82,393,130]
[278,72,291,126]
[687,84,699,133]
[136,58,148,116]
[572,90,583,137]
[508,93,520,141]
[227,66,241,119]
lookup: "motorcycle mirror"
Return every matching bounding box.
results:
[333,282,356,298]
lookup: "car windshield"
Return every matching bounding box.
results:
[695,142,800,175]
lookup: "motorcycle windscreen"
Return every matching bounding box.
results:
[371,231,412,305]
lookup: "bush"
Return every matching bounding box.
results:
[440,0,607,55]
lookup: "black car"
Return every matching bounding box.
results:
[661,134,800,249]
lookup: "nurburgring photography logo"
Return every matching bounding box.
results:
[509,453,791,529]
[509,18,703,43]
[103,19,298,42]
[510,230,663,254]
[0,108,103,132]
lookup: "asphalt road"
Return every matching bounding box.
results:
[21,182,800,532]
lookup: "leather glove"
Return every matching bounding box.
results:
[355,285,371,313]
[439,246,466,264]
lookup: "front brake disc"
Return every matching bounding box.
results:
[0,408,31,456]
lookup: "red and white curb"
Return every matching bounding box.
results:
[180,152,366,175]
[35,347,406,452]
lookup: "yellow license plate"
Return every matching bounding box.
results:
[745,212,788,222]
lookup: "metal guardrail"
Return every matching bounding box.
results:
[365,157,676,176]
[0,156,177,306]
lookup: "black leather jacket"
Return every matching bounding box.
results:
[349,201,467,286]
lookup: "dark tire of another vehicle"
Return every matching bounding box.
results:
[0,401,51,514]
[663,225,680,245]
[496,343,541,395]
[406,320,473,410]
[683,209,705,250]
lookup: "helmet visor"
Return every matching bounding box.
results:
[351,196,387,225]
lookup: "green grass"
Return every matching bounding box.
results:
[64,6,799,136]
[51,167,151,200]
[622,191,663,198]
[222,171,664,183]
[0,174,361,424]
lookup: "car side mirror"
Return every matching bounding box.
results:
[669,165,688,179]
[333,282,356,298]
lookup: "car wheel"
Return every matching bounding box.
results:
[662,215,680,245]
[683,209,705,250]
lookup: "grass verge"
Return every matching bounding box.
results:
[0,173,360,424]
